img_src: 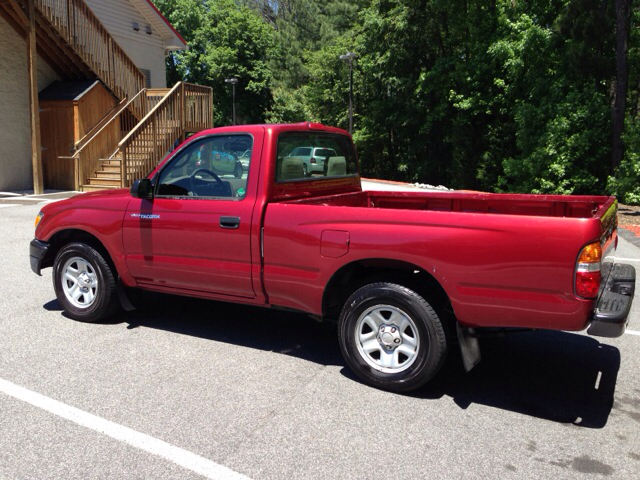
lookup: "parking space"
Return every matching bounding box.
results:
[1,200,640,479]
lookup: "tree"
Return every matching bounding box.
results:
[153,0,206,87]
[261,0,362,90]
[156,0,275,125]
[495,2,613,194]
[607,3,640,204]
[612,0,631,172]
[155,0,638,202]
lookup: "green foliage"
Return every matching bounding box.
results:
[265,87,307,123]
[609,4,640,205]
[302,40,356,128]
[245,0,362,89]
[492,6,612,194]
[607,117,640,204]
[502,87,610,194]
[157,0,275,125]
[155,0,636,198]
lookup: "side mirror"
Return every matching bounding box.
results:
[130,179,154,199]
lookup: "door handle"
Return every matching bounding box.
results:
[220,216,240,229]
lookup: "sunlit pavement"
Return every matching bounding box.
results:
[1,189,639,479]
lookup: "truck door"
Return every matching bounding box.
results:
[122,132,260,299]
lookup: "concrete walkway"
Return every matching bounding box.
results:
[0,191,79,207]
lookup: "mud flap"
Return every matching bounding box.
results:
[117,279,136,312]
[456,323,481,372]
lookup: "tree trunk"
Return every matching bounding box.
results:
[611,0,631,173]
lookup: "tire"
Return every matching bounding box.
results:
[302,163,309,177]
[338,282,447,392]
[53,242,119,322]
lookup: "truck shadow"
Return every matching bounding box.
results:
[72,293,620,429]
[421,330,620,429]
[121,293,343,367]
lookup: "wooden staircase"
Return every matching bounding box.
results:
[83,158,122,191]
[0,0,214,191]
[1,0,213,191]
[76,83,212,191]
[82,88,171,191]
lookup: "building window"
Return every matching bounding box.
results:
[140,69,152,88]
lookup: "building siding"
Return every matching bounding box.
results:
[0,16,60,192]
[1,0,179,191]
[84,0,168,88]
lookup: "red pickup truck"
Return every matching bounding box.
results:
[30,123,635,392]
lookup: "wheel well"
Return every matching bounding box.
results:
[42,229,117,275]
[323,260,454,327]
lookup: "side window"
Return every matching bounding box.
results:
[276,133,357,182]
[156,134,252,198]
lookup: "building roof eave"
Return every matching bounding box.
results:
[131,0,187,49]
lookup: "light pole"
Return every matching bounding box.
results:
[224,77,238,125]
[339,52,357,135]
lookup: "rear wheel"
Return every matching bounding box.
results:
[338,282,447,392]
[53,242,119,322]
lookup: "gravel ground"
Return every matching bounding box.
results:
[618,204,640,227]
[618,204,640,248]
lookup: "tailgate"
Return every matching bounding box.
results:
[588,198,637,337]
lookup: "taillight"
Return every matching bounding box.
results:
[575,242,602,299]
[310,156,316,164]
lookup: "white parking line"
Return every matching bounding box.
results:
[626,330,640,336]
[0,378,251,480]
[616,257,640,263]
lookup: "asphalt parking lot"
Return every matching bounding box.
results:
[1,196,639,479]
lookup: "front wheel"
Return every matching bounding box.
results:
[53,242,119,322]
[338,282,447,392]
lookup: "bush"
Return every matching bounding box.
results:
[607,118,640,205]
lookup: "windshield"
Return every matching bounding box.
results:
[276,132,357,181]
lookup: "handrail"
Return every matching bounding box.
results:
[68,87,152,190]
[73,88,148,158]
[33,0,145,102]
[119,82,213,187]
[121,86,149,123]
[68,82,212,190]
[118,83,182,149]
[74,97,127,152]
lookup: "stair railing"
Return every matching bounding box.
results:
[64,88,149,190]
[119,82,213,187]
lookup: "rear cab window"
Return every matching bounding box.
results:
[276,132,357,182]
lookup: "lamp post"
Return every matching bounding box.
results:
[339,52,357,135]
[224,77,238,125]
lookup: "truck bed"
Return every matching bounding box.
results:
[265,189,617,332]
[287,190,615,220]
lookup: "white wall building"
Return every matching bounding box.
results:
[84,0,186,89]
[0,0,186,192]
[0,15,60,191]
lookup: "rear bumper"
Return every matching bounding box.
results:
[30,239,50,276]
[587,263,636,338]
